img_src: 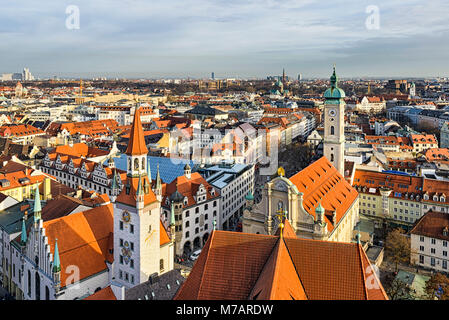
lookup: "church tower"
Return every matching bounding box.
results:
[323,66,345,175]
[113,106,161,287]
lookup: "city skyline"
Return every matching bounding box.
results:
[1,0,449,79]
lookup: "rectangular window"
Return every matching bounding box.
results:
[420,246,424,251]
[420,236,424,242]
[444,261,448,270]
[119,221,123,230]
[432,239,436,245]
[130,224,134,234]
[431,258,436,266]
[431,248,436,254]
[444,241,448,247]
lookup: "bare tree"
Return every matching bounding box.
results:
[384,228,411,272]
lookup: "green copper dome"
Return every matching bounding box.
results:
[324,66,345,99]
[315,202,325,215]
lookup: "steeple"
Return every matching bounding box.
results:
[21,217,27,245]
[147,157,152,183]
[125,106,148,156]
[156,164,161,190]
[330,64,338,88]
[53,239,61,273]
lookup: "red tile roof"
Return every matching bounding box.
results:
[125,107,148,156]
[174,230,387,300]
[84,286,117,300]
[289,157,359,233]
[410,211,449,241]
[43,203,115,285]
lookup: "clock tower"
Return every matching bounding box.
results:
[323,66,345,175]
[113,106,161,287]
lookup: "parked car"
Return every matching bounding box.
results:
[190,249,202,261]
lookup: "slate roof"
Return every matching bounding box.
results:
[125,269,186,300]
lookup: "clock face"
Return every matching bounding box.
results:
[122,210,131,223]
[328,109,337,117]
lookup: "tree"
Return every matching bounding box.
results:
[384,228,411,272]
[385,276,416,300]
[425,273,449,300]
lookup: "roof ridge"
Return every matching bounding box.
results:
[282,237,309,300]
[355,243,368,300]
[196,229,216,299]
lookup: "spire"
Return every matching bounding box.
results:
[156,163,161,190]
[170,201,175,226]
[147,157,152,183]
[33,185,42,222]
[21,217,27,245]
[53,239,61,273]
[330,64,338,88]
[137,174,144,198]
[111,168,119,191]
[125,106,148,156]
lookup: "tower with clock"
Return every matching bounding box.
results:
[113,106,163,287]
[323,66,345,176]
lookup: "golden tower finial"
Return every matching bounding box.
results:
[277,167,285,177]
[275,208,287,239]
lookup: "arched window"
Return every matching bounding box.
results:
[27,270,31,297]
[134,158,139,170]
[330,126,335,135]
[35,271,41,300]
[141,158,145,170]
[45,286,50,300]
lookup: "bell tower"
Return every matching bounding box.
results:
[323,66,345,175]
[113,106,161,287]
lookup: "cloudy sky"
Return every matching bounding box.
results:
[1,0,449,79]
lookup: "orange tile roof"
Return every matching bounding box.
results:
[162,172,219,209]
[425,148,449,162]
[174,230,387,300]
[43,203,114,285]
[160,220,171,246]
[116,175,157,207]
[410,211,449,241]
[410,134,437,145]
[422,179,449,205]
[353,169,423,201]
[125,107,148,156]
[84,286,117,300]
[289,157,359,233]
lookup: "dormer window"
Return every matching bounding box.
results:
[424,194,429,201]
[441,196,446,203]
[433,195,438,202]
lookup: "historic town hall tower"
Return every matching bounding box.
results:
[323,66,345,176]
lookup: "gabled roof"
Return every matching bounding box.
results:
[116,175,157,207]
[174,230,388,300]
[289,157,359,233]
[410,210,449,241]
[84,286,117,300]
[43,203,114,285]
